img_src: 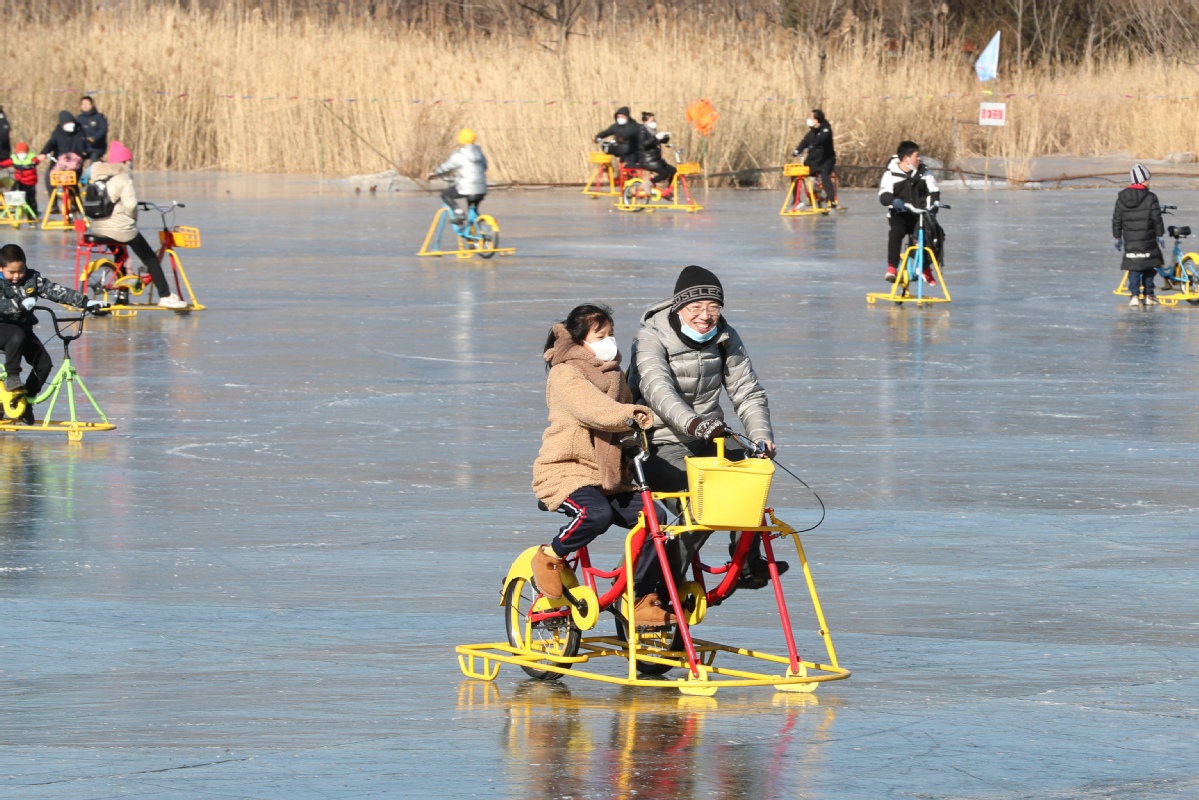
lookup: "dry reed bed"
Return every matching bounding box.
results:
[2,10,1193,184]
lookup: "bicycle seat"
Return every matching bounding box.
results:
[82,233,123,246]
[1168,225,1191,238]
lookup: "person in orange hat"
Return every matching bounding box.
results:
[0,143,44,216]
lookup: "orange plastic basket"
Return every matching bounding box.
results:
[783,163,810,177]
[160,226,201,249]
[677,162,702,176]
[588,151,613,165]
[50,170,77,187]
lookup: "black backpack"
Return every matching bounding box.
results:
[83,178,115,219]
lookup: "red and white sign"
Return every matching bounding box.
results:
[979,102,1007,126]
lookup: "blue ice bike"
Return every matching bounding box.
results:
[416,198,513,259]
[1114,205,1199,305]
[867,203,952,306]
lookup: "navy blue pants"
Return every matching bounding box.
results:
[551,486,662,596]
[1127,269,1156,297]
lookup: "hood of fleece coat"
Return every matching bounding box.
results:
[57,110,76,127]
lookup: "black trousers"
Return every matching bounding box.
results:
[0,323,53,396]
[440,187,484,216]
[888,213,944,268]
[641,160,676,187]
[603,140,637,168]
[124,233,172,297]
[17,183,38,216]
[810,159,836,202]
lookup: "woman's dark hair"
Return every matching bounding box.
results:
[811,109,826,124]
[543,303,614,363]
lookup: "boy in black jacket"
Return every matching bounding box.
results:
[1113,163,1165,307]
[878,140,943,284]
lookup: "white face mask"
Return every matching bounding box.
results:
[63,122,76,133]
[615,116,629,125]
[807,118,817,128]
[645,120,657,131]
[586,335,619,362]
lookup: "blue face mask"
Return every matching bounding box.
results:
[680,322,719,343]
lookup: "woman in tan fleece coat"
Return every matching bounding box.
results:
[531,304,671,627]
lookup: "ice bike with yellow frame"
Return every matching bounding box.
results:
[457,429,849,696]
[0,304,115,440]
[616,147,703,213]
[1113,206,1199,306]
[779,159,843,217]
[867,203,952,307]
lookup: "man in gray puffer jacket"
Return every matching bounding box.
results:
[627,265,786,591]
[429,128,488,221]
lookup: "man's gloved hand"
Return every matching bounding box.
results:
[791,148,801,157]
[891,198,906,213]
[1114,238,1123,252]
[20,297,36,311]
[687,417,727,442]
[1157,236,1165,250]
[595,136,603,144]
[86,299,108,313]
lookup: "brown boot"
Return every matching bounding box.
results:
[531,545,565,599]
[633,593,675,628]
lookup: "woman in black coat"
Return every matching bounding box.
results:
[792,109,837,205]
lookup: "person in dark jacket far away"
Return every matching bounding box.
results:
[1113,163,1166,307]
[78,96,109,163]
[878,140,943,285]
[595,106,640,169]
[39,110,88,191]
[792,109,837,206]
[626,266,788,594]
[0,107,11,162]
[636,112,676,198]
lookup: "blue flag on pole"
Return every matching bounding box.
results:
[975,31,1000,82]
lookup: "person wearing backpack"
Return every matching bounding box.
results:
[0,143,44,216]
[87,141,187,309]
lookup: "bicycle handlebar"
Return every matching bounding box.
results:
[31,304,104,344]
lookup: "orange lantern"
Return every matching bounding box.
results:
[686,99,720,136]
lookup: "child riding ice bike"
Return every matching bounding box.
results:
[457,428,849,696]
[867,203,952,306]
[74,200,204,313]
[419,128,513,259]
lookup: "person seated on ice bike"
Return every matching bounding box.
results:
[0,244,104,424]
[428,128,488,225]
[87,140,188,309]
[594,106,640,169]
[791,108,837,207]
[634,112,677,199]
[879,140,944,285]
[531,304,677,627]
[626,265,787,594]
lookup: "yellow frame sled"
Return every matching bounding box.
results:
[582,151,620,197]
[867,243,952,306]
[456,510,850,696]
[417,207,516,259]
[615,162,704,213]
[779,163,844,217]
[1113,264,1199,307]
[1,190,38,228]
[41,171,86,231]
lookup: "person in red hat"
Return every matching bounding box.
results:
[0,143,43,216]
[87,140,187,309]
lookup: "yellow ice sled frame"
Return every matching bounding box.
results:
[41,171,86,231]
[615,161,704,213]
[779,163,843,217]
[867,212,952,306]
[582,151,620,197]
[1113,267,1199,306]
[417,207,515,259]
[1,190,38,228]
[456,511,849,696]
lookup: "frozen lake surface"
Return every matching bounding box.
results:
[2,178,1197,798]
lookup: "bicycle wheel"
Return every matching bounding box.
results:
[504,576,580,680]
[613,612,683,676]
[1182,256,1199,304]
[84,259,120,296]
[621,179,650,211]
[475,215,499,259]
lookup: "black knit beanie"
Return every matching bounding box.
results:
[672,265,724,311]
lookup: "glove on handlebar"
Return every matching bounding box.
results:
[688,417,727,442]
[20,297,36,311]
[891,198,906,212]
[791,148,801,157]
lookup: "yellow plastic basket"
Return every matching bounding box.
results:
[685,456,775,528]
[783,163,810,177]
[161,226,201,249]
[50,170,77,187]
[588,151,613,164]
[677,162,702,176]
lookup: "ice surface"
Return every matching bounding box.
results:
[1,178,1197,798]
